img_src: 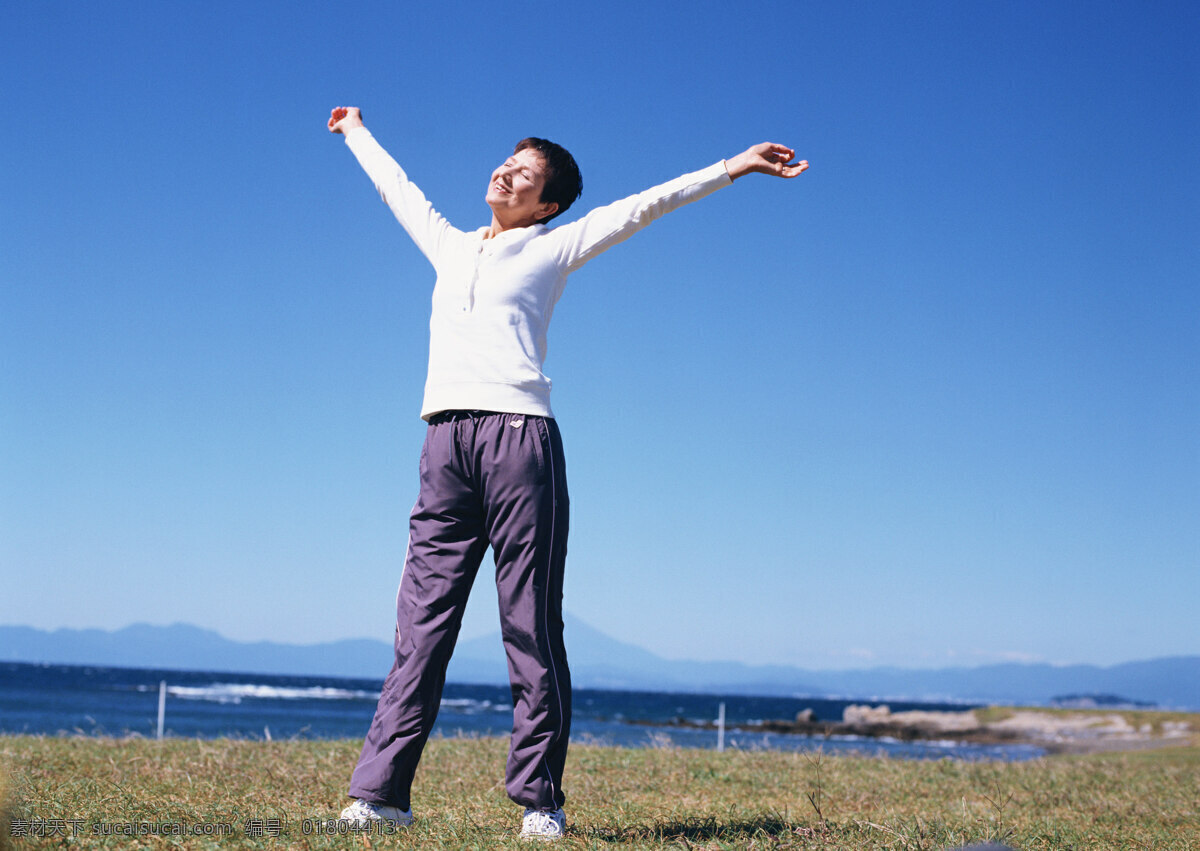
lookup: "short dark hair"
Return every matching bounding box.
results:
[514,137,582,224]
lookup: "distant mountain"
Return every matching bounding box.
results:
[0,623,390,679]
[3,621,1198,709]
[446,617,827,695]
[766,658,1200,708]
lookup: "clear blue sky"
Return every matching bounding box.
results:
[3,0,1197,670]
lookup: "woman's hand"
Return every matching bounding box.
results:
[725,143,808,180]
[328,106,365,134]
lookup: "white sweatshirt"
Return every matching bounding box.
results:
[344,127,732,420]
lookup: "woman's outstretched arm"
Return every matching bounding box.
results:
[327,106,460,268]
[550,142,808,274]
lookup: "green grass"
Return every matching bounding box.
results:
[2,735,1199,849]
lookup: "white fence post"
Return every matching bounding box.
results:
[157,680,166,740]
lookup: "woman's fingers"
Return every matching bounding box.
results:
[328,106,357,133]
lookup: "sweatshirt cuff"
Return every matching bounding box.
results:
[704,160,734,189]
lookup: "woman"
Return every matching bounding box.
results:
[327,105,807,839]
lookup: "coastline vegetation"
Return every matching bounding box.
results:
[2,728,1198,849]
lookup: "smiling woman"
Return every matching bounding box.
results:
[326,104,807,840]
[486,146,557,227]
[486,138,582,230]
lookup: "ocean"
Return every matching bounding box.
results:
[1,662,1042,760]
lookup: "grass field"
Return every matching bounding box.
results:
[2,734,1198,849]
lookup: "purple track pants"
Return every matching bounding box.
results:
[348,411,571,812]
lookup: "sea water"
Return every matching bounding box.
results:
[0,662,1042,760]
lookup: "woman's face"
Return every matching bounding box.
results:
[486,148,558,227]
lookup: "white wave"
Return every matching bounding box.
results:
[142,681,517,713]
[156,683,512,711]
[440,698,511,713]
[166,684,380,704]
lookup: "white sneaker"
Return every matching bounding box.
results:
[521,807,566,839]
[339,798,413,827]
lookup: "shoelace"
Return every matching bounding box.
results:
[525,812,560,833]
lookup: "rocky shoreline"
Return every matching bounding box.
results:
[637,704,1197,754]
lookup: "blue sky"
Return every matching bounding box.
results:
[3,0,1197,671]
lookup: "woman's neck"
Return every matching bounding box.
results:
[486,211,540,239]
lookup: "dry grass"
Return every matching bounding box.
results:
[2,734,1198,848]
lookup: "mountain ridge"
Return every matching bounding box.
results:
[3,621,1197,709]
